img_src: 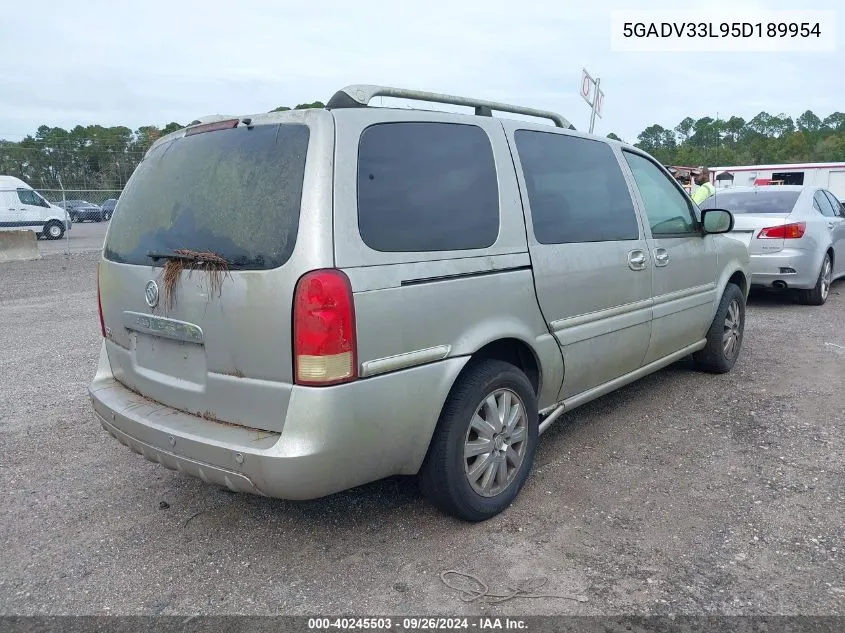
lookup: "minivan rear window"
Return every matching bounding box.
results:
[357,122,499,252]
[699,190,800,214]
[104,123,309,270]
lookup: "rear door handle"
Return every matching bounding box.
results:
[828,222,836,229]
[654,248,670,267]
[628,249,647,271]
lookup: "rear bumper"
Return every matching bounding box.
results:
[89,343,467,500]
[749,248,819,289]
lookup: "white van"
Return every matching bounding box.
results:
[0,175,71,240]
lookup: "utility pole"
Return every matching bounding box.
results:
[57,174,69,255]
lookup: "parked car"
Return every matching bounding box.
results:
[701,185,845,305]
[89,85,750,521]
[0,175,71,240]
[101,198,118,220]
[57,199,104,222]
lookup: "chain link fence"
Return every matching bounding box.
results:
[1,142,135,259]
[37,188,123,207]
[1,184,122,258]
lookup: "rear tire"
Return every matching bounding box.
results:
[103,211,112,221]
[798,253,832,306]
[692,283,745,374]
[43,220,64,240]
[418,359,538,522]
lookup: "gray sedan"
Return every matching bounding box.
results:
[701,185,845,305]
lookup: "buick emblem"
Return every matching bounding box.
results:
[144,280,159,308]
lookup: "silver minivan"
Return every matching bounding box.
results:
[90,85,750,521]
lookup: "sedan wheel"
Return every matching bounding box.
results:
[799,254,832,306]
[821,257,832,302]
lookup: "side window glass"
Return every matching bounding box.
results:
[357,122,499,252]
[814,191,836,217]
[514,130,639,244]
[17,188,48,207]
[623,152,698,236]
[822,190,845,217]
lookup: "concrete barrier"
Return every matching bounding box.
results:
[0,230,41,263]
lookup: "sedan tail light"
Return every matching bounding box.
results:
[757,222,806,239]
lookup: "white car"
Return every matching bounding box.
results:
[701,185,845,305]
[0,175,71,240]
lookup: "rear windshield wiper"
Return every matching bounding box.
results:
[147,249,239,269]
[147,250,202,262]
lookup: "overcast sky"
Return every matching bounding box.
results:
[0,0,842,143]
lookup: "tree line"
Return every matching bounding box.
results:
[1,103,843,191]
[0,101,326,191]
[614,110,845,167]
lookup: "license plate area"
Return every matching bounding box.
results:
[131,332,207,391]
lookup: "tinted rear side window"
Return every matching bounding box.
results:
[357,122,499,252]
[700,190,801,214]
[514,131,639,244]
[823,190,845,216]
[104,124,309,270]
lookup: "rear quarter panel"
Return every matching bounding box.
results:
[714,233,751,307]
[331,108,563,411]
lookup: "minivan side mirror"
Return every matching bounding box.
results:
[701,208,734,234]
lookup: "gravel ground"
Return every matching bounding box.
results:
[1,251,843,616]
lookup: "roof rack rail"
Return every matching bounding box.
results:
[326,84,575,129]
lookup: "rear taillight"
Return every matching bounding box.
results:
[757,222,806,239]
[97,264,106,338]
[293,269,357,386]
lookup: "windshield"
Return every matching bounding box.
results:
[104,123,309,270]
[701,190,800,214]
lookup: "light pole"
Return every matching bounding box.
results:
[57,174,69,255]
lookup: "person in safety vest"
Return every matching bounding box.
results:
[691,168,715,204]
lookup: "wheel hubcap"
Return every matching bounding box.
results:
[464,388,528,497]
[722,299,742,359]
[49,226,61,237]
[821,258,832,300]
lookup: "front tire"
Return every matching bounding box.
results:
[692,282,745,374]
[419,359,539,522]
[798,253,832,306]
[43,220,65,240]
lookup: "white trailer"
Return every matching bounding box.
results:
[710,162,845,201]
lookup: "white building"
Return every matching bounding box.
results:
[710,162,845,200]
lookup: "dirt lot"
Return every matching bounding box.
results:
[1,251,843,616]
